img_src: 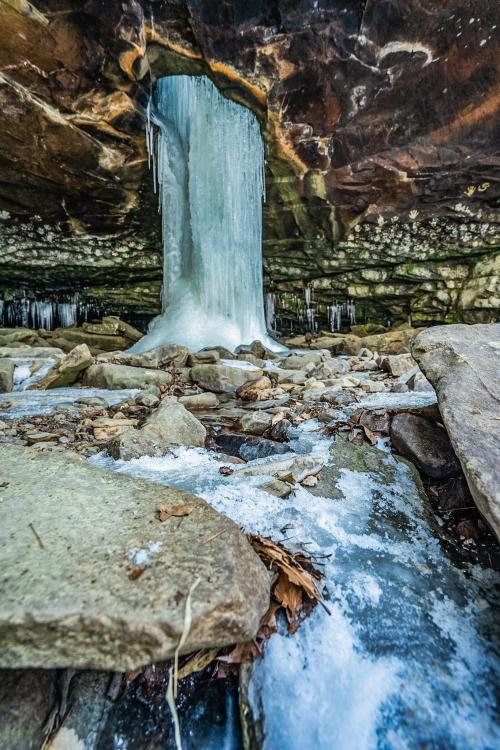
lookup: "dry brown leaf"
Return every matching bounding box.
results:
[362,425,379,446]
[177,648,220,680]
[128,567,146,580]
[155,504,193,521]
[274,572,303,624]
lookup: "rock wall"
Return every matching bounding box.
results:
[0,0,498,325]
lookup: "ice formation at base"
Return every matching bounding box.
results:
[132,75,280,353]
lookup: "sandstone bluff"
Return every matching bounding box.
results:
[0,0,498,325]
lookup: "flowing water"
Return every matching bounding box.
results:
[92,418,500,749]
[131,75,279,353]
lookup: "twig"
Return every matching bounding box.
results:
[28,523,45,549]
[201,528,228,545]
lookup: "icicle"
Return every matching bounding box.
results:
[265,292,276,332]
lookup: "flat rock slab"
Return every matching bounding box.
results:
[412,324,500,538]
[0,445,270,671]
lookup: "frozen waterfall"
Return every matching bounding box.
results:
[132,75,280,353]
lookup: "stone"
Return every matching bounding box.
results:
[407,369,434,392]
[92,417,138,442]
[83,363,173,390]
[0,668,57,750]
[0,359,14,392]
[390,413,461,480]
[134,391,161,408]
[49,328,131,353]
[0,444,270,670]
[110,398,206,460]
[412,323,500,538]
[75,396,108,407]
[352,359,379,372]
[179,392,220,410]
[357,347,374,359]
[214,433,289,461]
[361,329,418,355]
[111,344,189,369]
[301,475,319,487]
[191,364,263,393]
[381,353,416,377]
[267,418,295,442]
[0,346,65,360]
[34,343,93,389]
[234,455,325,483]
[279,353,323,370]
[275,369,307,385]
[239,411,273,436]
[258,479,292,498]
[235,340,276,360]
[24,431,58,444]
[188,349,220,365]
[320,388,353,406]
[360,380,385,393]
[83,316,143,342]
[236,375,273,401]
[313,357,351,379]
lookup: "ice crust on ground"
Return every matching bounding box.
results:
[92,421,500,749]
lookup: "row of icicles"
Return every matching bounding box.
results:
[0,294,97,330]
[265,288,356,335]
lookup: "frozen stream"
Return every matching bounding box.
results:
[92,421,500,749]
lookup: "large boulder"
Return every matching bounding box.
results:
[390,413,460,480]
[0,359,14,392]
[190,364,263,393]
[0,444,270,670]
[110,397,206,459]
[412,324,500,538]
[33,343,93,389]
[83,363,173,390]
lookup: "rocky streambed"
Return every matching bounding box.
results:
[0,322,499,749]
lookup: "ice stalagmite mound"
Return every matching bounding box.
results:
[131,75,281,353]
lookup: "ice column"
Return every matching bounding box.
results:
[132,75,280,353]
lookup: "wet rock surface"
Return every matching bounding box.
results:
[412,323,500,539]
[0,444,270,671]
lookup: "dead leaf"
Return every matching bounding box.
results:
[362,425,379,446]
[177,648,220,680]
[128,567,146,580]
[155,504,193,521]
[274,572,303,626]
